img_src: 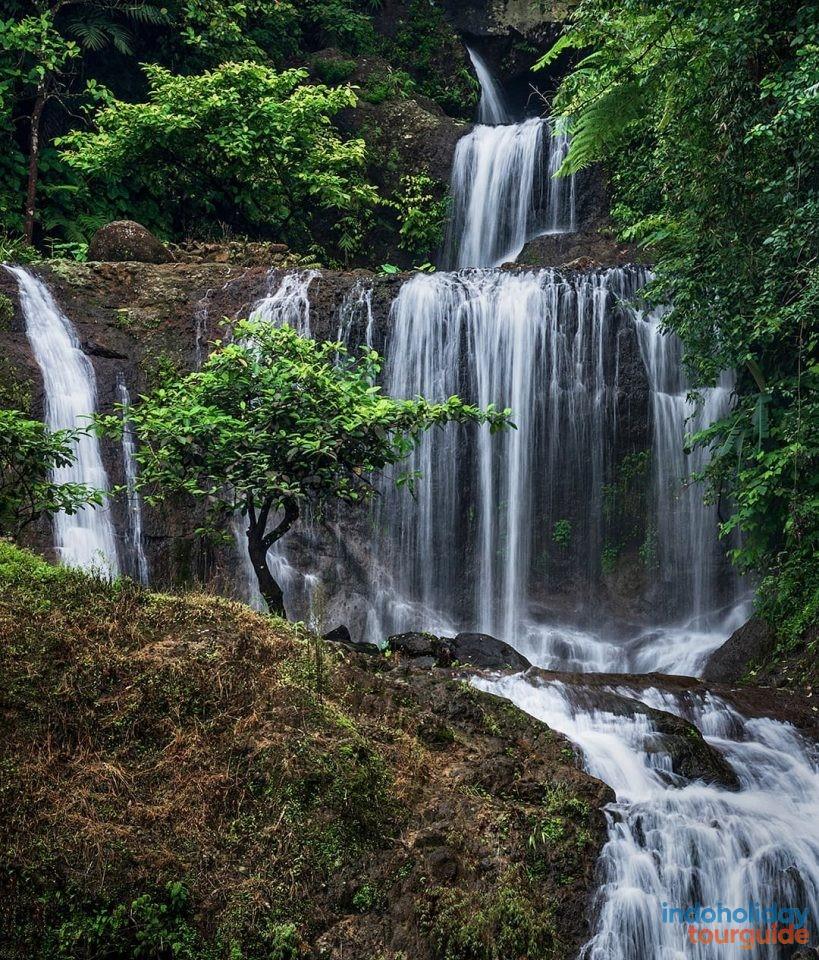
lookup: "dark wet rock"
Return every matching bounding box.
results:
[702,616,777,683]
[82,337,127,360]
[324,624,352,644]
[88,221,173,264]
[324,624,381,656]
[389,630,531,671]
[449,632,531,670]
[526,670,740,790]
[389,631,438,658]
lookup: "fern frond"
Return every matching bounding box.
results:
[559,80,647,175]
[105,22,136,55]
[533,32,584,71]
[119,2,171,25]
[65,16,109,51]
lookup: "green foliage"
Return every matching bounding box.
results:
[388,0,478,117]
[600,543,619,576]
[48,882,200,959]
[361,66,417,104]
[60,63,379,254]
[425,884,558,960]
[0,409,102,536]
[552,519,572,547]
[548,0,818,640]
[387,173,450,258]
[310,55,357,86]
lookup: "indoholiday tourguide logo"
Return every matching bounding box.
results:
[661,900,811,949]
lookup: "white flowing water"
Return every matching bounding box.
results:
[250,269,318,334]
[466,45,511,125]
[116,373,149,584]
[442,119,574,268]
[365,266,741,671]
[7,266,119,576]
[336,278,375,350]
[476,674,819,959]
[634,300,743,621]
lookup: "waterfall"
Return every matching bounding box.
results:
[443,49,574,268]
[442,119,574,269]
[633,301,742,622]
[250,269,318,334]
[466,45,511,125]
[6,266,119,576]
[376,267,623,644]
[116,373,149,584]
[336,278,375,350]
[477,673,819,960]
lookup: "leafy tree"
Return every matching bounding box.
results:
[544,0,818,643]
[105,322,510,616]
[0,409,102,535]
[60,62,380,252]
[0,1,168,244]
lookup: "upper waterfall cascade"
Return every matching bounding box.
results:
[442,49,575,269]
[466,46,512,125]
[7,266,120,576]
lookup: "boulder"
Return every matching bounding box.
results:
[389,630,531,671]
[449,632,531,671]
[88,221,173,264]
[702,617,777,684]
[323,624,381,656]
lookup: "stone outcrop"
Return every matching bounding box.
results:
[702,616,778,683]
[88,221,173,264]
[390,630,532,670]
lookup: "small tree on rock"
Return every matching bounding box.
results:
[105,322,511,616]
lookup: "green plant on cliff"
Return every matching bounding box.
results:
[59,62,380,254]
[544,0,819,649]
[0,409,102,536]
[388,173,450,258]
[101,322,511,616]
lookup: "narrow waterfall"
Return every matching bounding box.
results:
[336,278,375,349]
[7,266,119,576]
[634,301,742,622]
[442,119,574,268]
[116,373,149,584]
[466,45,511,125]
[250,269,318,334]
[476,674,819,960]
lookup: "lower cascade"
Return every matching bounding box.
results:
[7,266,119,576]
[476,674,819,960]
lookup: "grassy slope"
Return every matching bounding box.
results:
[0,544,609,960]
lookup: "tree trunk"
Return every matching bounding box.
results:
[247,527,287,617]
[24,82,47,245]
[244,497,301,617]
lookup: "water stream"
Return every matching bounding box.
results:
[116,373,149,584]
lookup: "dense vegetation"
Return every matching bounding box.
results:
[0,0,473,262]
[549,0,818,656]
